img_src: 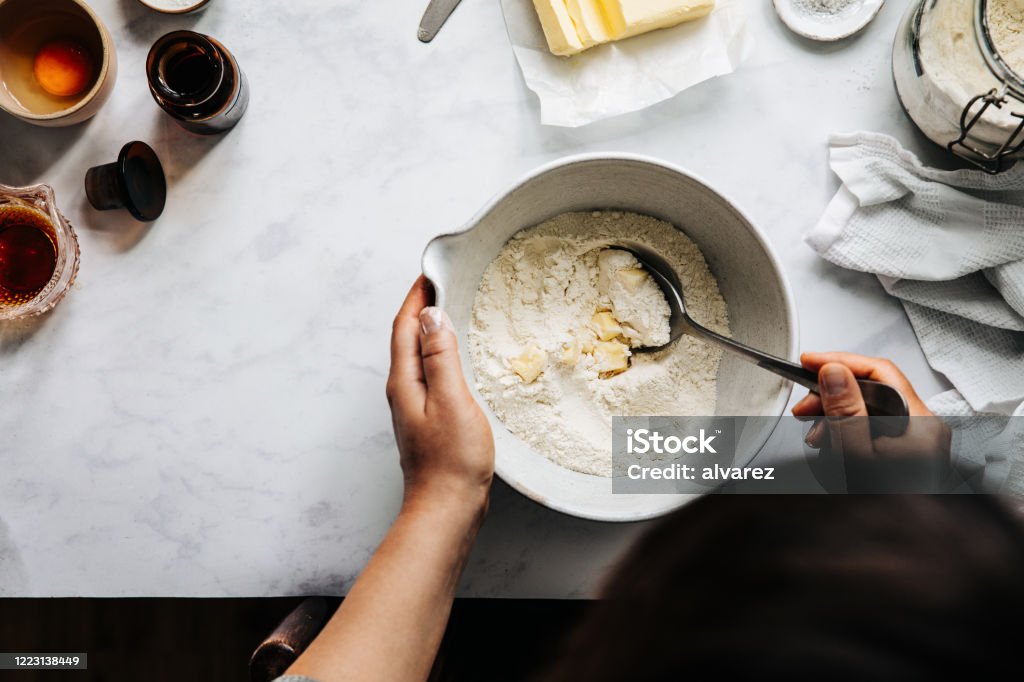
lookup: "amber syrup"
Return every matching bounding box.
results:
[0,205,57,307]
[164,46,216,96]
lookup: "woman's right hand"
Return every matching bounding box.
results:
[792,352,950,466]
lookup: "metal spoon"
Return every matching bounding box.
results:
[612,242,910,426]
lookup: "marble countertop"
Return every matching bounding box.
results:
[0,0,951,597]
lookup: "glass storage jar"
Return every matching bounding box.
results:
[146,30,249,135]
[893,0,1024,172]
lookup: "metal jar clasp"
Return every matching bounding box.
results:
[949,88,1024,173]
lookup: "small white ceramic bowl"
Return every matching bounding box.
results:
[773,0,885,42]
[422,154,798,522]
[136,0,211,15]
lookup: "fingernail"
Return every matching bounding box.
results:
[420,307,451,335]
[821,365,851,398]
[805,420,824,447]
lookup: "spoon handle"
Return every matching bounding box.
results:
[688,322,910,420]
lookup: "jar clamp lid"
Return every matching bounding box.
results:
[913,0,1024,173]
[942,1,1024,172]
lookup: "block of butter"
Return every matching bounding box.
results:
[532,0,715,56]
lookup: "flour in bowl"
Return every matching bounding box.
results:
[468,211,730,477]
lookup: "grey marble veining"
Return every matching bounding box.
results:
[0,0,950,597]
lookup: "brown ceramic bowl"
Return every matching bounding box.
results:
[0,0,118,127]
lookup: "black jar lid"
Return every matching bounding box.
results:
[85,141,167,222]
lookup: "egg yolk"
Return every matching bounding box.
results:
[33,40,95,98]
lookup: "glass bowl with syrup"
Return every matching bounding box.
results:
[0,183,80,320]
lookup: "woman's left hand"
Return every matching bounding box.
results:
[386,276,495,513]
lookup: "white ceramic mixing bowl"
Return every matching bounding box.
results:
[422,154,797,522]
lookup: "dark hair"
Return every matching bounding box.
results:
[541,495,1024,681]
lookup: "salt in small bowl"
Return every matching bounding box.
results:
[773,0,885,42]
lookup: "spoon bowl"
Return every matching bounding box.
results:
[613,242,910,426]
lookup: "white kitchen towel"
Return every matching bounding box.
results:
[806,132,1024,416]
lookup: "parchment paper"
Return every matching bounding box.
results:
[500,0,754,127]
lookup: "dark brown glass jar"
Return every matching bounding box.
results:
[146,30,249,135]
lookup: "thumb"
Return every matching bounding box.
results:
[819,363,872,459]
[819,363,869,417]
[418,307,469,399]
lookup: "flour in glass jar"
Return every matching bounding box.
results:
[989,0,1024,72]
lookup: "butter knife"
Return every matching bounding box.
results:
[418,0,463,42]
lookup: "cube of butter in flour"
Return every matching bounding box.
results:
[590,311,624,341]
[509,346,547,383]
[615,267,649,293]
[593,340,630,376]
